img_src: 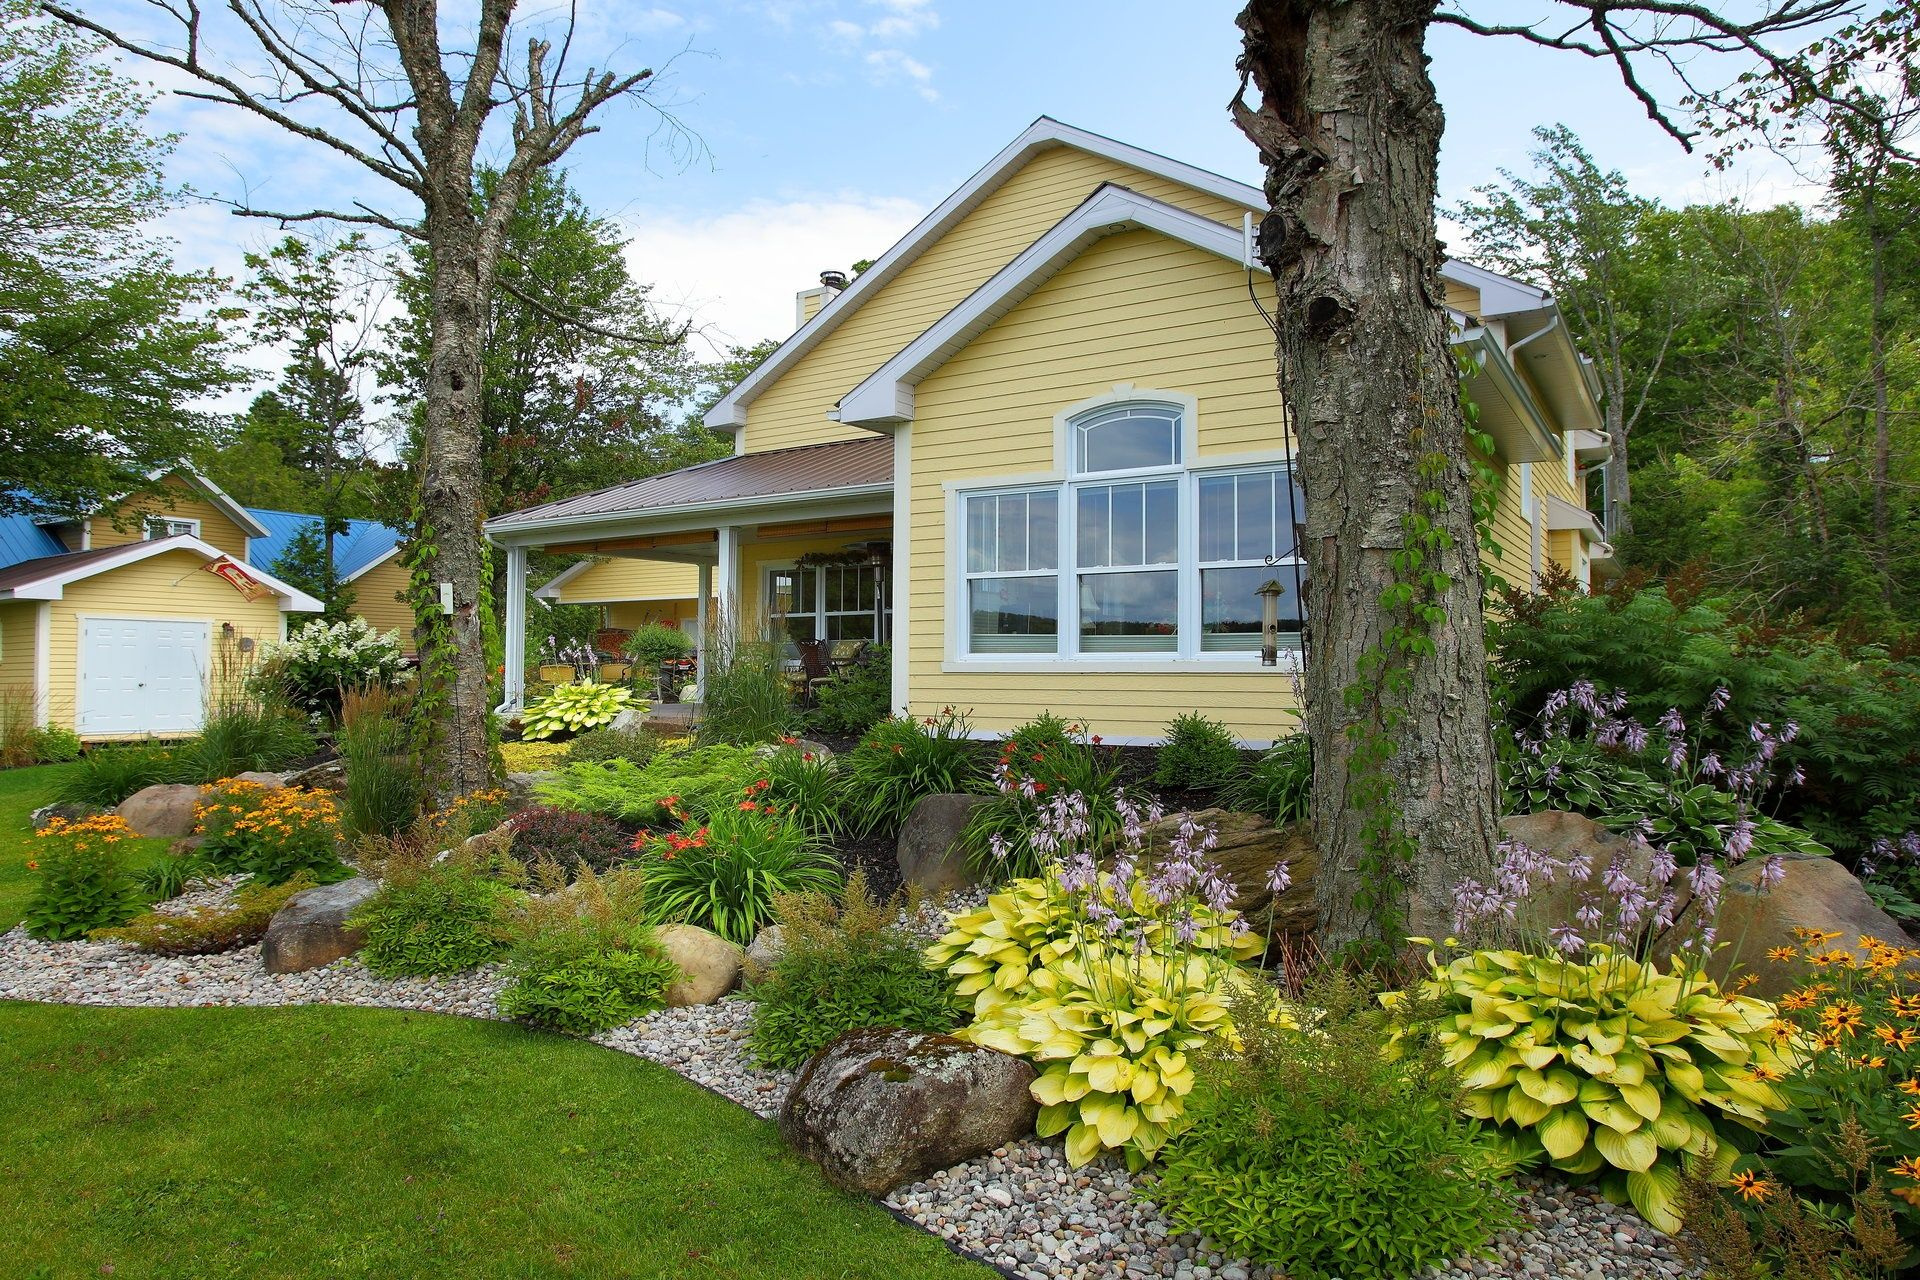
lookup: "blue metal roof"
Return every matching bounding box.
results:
[0,512,70,570]
[246,508,405,580]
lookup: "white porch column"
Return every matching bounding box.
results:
[715,524,741,641]
[497,543,528,714]
[890,424,911,716]
[695,561,712,695]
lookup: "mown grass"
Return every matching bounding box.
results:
[0,1001,994,1280]
[0,763,173,932]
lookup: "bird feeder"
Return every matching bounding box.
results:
[1257,578,1286,667]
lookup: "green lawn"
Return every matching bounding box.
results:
[0,763,173,932]
[0,1001,994,1279]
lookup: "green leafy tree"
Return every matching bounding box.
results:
[0,0,238,517]
[269,523,357,625]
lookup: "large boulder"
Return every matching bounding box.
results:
[896,793,992,897]
[29,801,103,830]
[1707,854,1917,996]
[779,1027,1038,1195]
[261,877,379,974]
[116,783,203,838]
[1499,811,1683,938]
[1131,808,1319,934]
[284,758,347,792]
[655,923,743,1006]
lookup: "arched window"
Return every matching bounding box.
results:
[1072,402,1182,475]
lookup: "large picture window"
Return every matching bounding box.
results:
[953,399,1304,662]
[769,562,890,645]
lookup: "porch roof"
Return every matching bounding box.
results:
[485,437,894,535]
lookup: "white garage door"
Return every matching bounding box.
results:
[78,617,210,737]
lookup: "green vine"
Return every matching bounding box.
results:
[1337,351,1494,966]
[404,495,503,801]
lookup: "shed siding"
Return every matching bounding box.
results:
[741,146,1254,456]
[0,602,40,720]
[349,557,418,651]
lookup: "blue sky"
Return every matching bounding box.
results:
[120,0,1821,368]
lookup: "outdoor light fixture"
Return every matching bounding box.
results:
[1257,578,1285,668]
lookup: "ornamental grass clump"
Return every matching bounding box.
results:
[519,681,639,741]
[193,780,351,885]
[632,785,839,945]
[748,871,961,1070]
[755,741,842,841]
[1157,969,1516,1280]
[23,814,144,940]
[929,791,1264,1169]
[841,708,980,838]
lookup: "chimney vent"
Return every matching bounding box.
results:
[820,269,850,291]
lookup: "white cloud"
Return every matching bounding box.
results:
[618,193,925,358]
[864,48,937,101]
[629,7,687,31]
[865,0,938,39]
[824,18,866,43]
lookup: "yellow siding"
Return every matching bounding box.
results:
[1444,279,1481,315]
[89,477,252,558]
[904,229,1298,743]
[348,556,417,652]
[742,146,1254,456]
[1488,461,1536,590]
[0,602,41,722]
[609,600,699,631]
[548,557,701,605]
[44,549,289,739]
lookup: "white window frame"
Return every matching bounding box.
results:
[763,560,890,645]
[144,516,201,541]
[942,386,1305,672]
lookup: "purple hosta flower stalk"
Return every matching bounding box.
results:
[1648,846,1678,887]
[1757,855,1786,891]
[1575,895,1603,933]
[1265,859,1292,893]
[1706,686,1732,715]
[1724,817,1756,863]
[1549,924,1586,956]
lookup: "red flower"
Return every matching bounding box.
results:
[739,800,759,811]
[1032,782,1048,794]
[1091,735,1103,745]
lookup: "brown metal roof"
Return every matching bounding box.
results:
[487,436,894,530]
[0,541,155,594]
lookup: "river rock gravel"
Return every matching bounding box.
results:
[1,902,1700,1280]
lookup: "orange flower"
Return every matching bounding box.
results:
[1903,1104,1920,1131]
[1898,1077,1920,1096]
[1730,1171,1775,1202]
[1778,989,1819,1012]
[1891,995,1920,1019]
[1819,1001,1865,1035]
[1766,946,1796,962]
[1891,1156,1920,1181]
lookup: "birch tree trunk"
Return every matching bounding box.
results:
[1235,0,1500,948]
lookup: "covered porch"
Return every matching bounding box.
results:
[486,438,897,713]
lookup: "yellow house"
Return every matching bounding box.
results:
[485,119,1615,744]
[0,470,322,738]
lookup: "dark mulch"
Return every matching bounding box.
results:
[827,827,905,901]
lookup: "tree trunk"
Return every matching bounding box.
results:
[1235,0,1501,949]
[416,192,496,802]
[1603,387,1632,539]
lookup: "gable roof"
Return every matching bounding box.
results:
[0,535,323,611]
[703,117,1265,433]
[0,511,68,569]
[486,437,893,535]
[839,184,1261,427]
[246,508,405,583]
[112,466,273,540]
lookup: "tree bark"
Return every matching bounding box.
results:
[1603,383,1633,539]
[1235,0,1500,948]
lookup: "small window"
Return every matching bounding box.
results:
[1197,467,1305,652]
[144,516,200,541]
[964,489,1058,653]
[1073,403,1181,474]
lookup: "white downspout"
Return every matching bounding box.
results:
[495,543,528,715]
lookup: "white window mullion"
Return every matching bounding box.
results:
[1063,480,1080,658]
[1177,471,1199,658]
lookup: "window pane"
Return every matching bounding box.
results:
[1027,491,1059,571]
[1110,483,1143,565]
[1201,564,1304,652]
[1144,480,1178,564]
[1078,571,1177,652]
[966,496,992,573]
[1198,474,1234,561]
[1077,407,1180,473]
[1236,472,1276,562]
[996,493,1028,572]
[1077,485,1109,566]
[827,612,877,642]
[970,577,1058,653]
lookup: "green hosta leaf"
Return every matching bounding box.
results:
[1539,1107,1590,1160]
[1593,1123,1657,1173]
[1626,1163,1683,1234]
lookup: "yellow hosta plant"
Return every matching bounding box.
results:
[1387,943,1799,1233]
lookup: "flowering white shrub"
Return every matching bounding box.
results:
[256,617,409,717]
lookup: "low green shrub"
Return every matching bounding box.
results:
[22,813,145,940]
[1225,731,1311,826]
[959,713,1123,880]
[755,742,843,840]
[496,867,678,1035]
[27,724,82,764]
[94,874,315,955]
[805,645,892,738]
[635,791,839,945]
[1152,712,1243,792]
[534,744,762,824]
[52,741,191,807]
[1158,970,1515,1280]
[254,616,408,720]
[503,806,633,878]
[564,724,662,768]
[748,872,961,1069]
[520,681,637,741]
[194,780,351,885]
[1386,944,1793,1233]
[137,845,215,899]
[351,841,522,977]
[840,709,980,838]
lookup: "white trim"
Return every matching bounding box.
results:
[946,724,1280,750]
[155,466,273,540]
[142,515,202,540]
[485,483,893,542]
[891,424,912,715]
[839,189,1261,428]
[0,535,323,612]
[73,612,215,739]
[1542,492,1605,541]
[941,655,1301,675]
[1439,260,1552,319]
[703,118,1264,433]
[341,544,403,584]
[32,601,51,728]
[531,559,594,600]
[496,544,528,715]
[531,557,698,606]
